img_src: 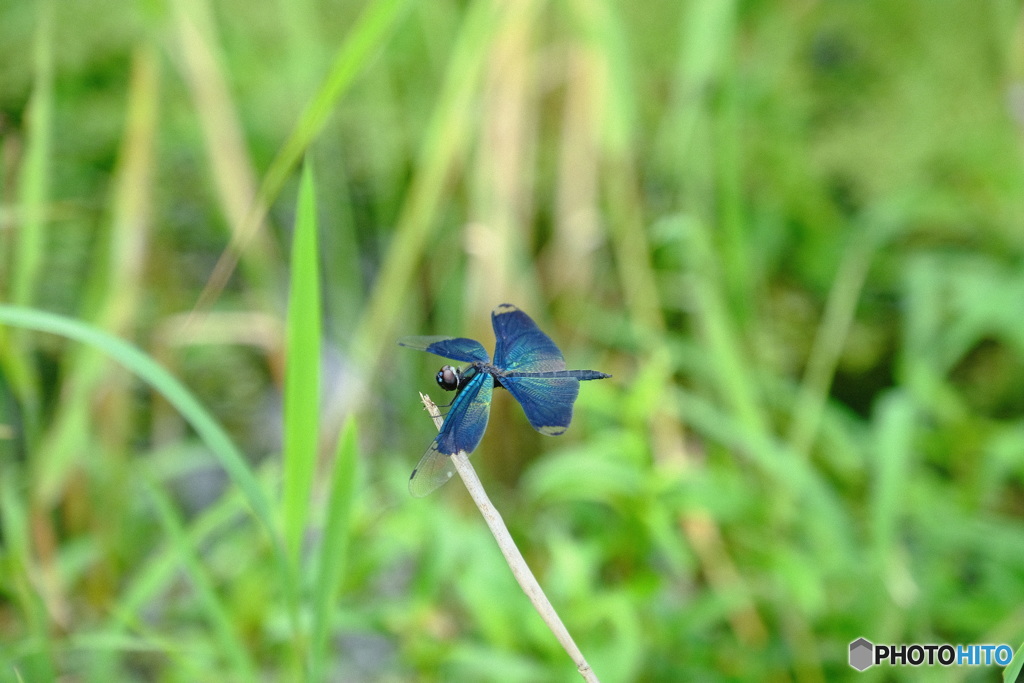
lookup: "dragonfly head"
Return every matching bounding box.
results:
[435,365,461,391]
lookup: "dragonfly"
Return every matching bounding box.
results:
[398,303,611,497]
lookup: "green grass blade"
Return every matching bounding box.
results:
[1003,640,1024,683]
[143,479,258,679]
[0,0,54,451]
[307,419,360,679]
[282,161,322,563]
[0,306,286,578]
[10,0,52,307]
[786,232,875,459]
[263,0,411,204]
[310,417,359,680]
[870,391,916,566]
[111,475,249,632]
[684,218,767,435]
[0,467,56,680]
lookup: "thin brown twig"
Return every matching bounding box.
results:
[417,392,600,683]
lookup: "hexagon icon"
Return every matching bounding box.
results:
[849,638,874,671]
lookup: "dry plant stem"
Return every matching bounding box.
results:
[418,393,600,683]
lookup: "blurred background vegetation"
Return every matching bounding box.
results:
[1,0,1024,680]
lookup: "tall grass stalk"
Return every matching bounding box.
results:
[1,0,53,456]
[192,0,412,315]
[33,46,160,507]
[352,0,500,376]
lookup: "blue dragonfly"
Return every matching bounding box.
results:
[399,303,611,496]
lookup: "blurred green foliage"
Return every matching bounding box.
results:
[1,0,1024,680]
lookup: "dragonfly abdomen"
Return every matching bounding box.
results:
[502,370,611,381]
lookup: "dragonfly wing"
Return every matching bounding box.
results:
[491,304,566,372]
[500,375,580,436]
[398,336,490,363]
[409,372,494,497]
[407,441,456,498]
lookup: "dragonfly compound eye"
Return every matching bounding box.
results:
[436,365,460,391]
